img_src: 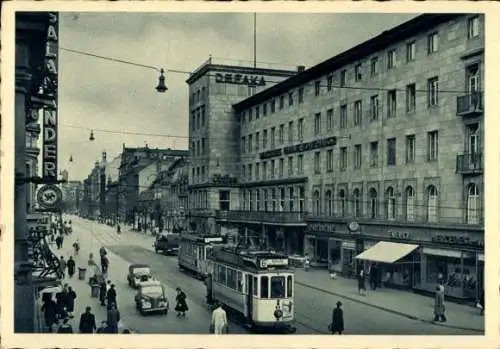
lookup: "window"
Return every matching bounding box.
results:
[298,118,304,140]
[313,191,320,215]
[327,75,333,91]
[405,186,415,222]
[406,84,416,113]
[297,154,303,174]
[288,92,294,106]
[271,276,286,298]
[248,85,256,96]
[387,49,396,70]
[427,185,438,223]
[354,144,362,169]
[299,186,305,212]
[405,135,415,163]
[340,104,347,129]
[340,147,347,171]
[340,70,346,87]
[288,187,294,211]
[226,268,237,289]
[314,113,321,135]
[264,189,269,211]
[338,189,346,216]
[271,188,277,211]
[327,149,333,172]
[271,127,276,148]
[353,189,361,218]
[427,131,438,161]
[370,57,378,76]
[240,111,246,125]
[242,190,247,210]
[253,276,258,295]
[242,165,246,179]
[326,108,333,131]
[256,189,261,210]
[406,41,416,62]
[249,190,254,210]
[468,16,480,38]
[321,190,332,216]
[288,156,293,176]
[386,187,396,221]
[298,87,304,104]
[255,132,260,151]
[314,152,321,174]
[354,100,362,126]
[288,121,294,143]
[279,96,285,109]
[255,162,260,180]
[248,108,253,122]
[370,95,379,121]
[197,140,200,156]
[287,275,293,297]
[262,161,267,180]
[248,164,253,181]
[387,90,396,119]
[248,134,253,153]
[369,188,378,219]
[263,129,268,149]
[387,138,396,166]
[315,80,321,96]
[279,158,284,177]
[427,33,439,54]
[271,99,276,113]
[355,63,362,81]
[260,276,269,298]
[255,106,260,120]
[279,124,284,144]
[467,184,480,224]
[280,187,285,211]
[201,105,206,126]
[270,159,276,178]
[263,103,267,116]
[201,138,206,155]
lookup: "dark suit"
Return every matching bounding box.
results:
[79,312,96,333]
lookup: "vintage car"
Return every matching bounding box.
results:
[127,263,153,288]
[134,280,169,315]
[154,233,180,256]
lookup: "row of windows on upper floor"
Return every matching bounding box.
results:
[191,105,206,131]
[191,86,207,105]
[241,131,440,181]
[240,16,481,126]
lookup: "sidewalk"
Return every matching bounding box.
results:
[294,268,484,332]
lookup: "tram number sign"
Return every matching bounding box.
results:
[260,259,288,268]
[204,237,224,243]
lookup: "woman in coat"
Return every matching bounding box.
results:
[175,287,189,317]
[330,301,344,335]
[67,256,76,278]
[66,286,77,317]
[433,285,447,322]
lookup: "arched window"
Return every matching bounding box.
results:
[369,188,378,219]
[405,186,415,222]
[427,185,438,223]
[386,187,396,221]
[313,191,320,215]
[325,190,333,216]
[467,184,480,224]
[338,189,346,216]
[353,189,361,218]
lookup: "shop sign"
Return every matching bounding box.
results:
[260,149,282,160]
[215,73,266,86]
[431,234,484,247]
[307,222,336,233]
[388,230,412,240]
[284,137,336,156]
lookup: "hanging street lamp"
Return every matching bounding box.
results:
[89,129,95,141]
[156,68,168,93]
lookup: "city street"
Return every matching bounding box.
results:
[68,216,479,335]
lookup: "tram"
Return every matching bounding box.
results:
[205,245,296,333]
[178,234,226,279]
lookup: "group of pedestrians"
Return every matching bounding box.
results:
[40,283,77,332]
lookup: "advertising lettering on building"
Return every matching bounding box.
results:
[42,12,59,182]
[215,73,266,86]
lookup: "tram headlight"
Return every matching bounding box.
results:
[274,309,283,320]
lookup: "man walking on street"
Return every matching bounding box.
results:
[99,278,107,306]
[107,303,121,334]
[329,301,344,335]
[58,256,67,279]
[106,284,117,310]
[210,301,228,334]
[79,306,97,333]
[67,256,76,278]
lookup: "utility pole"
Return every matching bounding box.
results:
[253,13,257,69]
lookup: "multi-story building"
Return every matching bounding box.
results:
[61,180,82,214]
[190,14,484,300]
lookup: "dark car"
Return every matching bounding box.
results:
[134,281,169,315]
[127,263,153,288]
[154,233,180,255]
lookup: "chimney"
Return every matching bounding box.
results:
[297,65,305,73]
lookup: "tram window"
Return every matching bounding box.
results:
[227,268,237,289]
[260,276,269,298]
[271,276,286,298]
[218,265,226,285]
[237,272,243,292]
[253,277,258,296]
[287,275,293,297]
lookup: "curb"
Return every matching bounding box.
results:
[296,281,483,333]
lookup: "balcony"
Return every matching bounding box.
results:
[456,92,483,117]
[456,153,483,175]
[215,210,307,226]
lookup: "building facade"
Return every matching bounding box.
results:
[191,14,484,300]
[61,180,82,214]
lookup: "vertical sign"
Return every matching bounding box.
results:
[42,12,59,182]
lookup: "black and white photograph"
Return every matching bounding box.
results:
[2,2,498,348]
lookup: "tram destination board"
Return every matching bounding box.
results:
[260,258,289,268]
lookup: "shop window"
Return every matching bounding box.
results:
[260,276,269,298]
[405,186,416,222]
[353,189,361,217]
[467,183,480,224]
[324,190,333,216]
[369,188,378,219]
[286,275,293,297]
[338,189,346,216]
[313,190,320,215]
[427,185,438,223]
[386,187,396,221]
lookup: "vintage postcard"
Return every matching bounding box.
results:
[1,1,499,348]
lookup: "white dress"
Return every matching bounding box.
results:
[211,307,227,334]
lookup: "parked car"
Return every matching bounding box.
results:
[127,263,153,288]
[154,233,180,255]
[134,280,169,315]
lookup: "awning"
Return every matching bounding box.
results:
[355,241,419,263]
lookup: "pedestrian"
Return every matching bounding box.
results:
[107,303,121,334]
[59,233,65,248]
[369,263,378,290]
[72,239,80,256]
[210,301,228,334]
[329,301,344,335]
[357,269,366,296]
[67,256,76,278]
[55,235,62,249]
[41,295,58,333]
[57,317,73,333]
[99,278,107,306]
[433,285,447,322]
[55,285,68,320]
[96,320,109,333]
[101,255,109,275]
[66,286,77,318]
[106,284,117,310]
[78,306,97,333]
[175,287,189,317]
[58,256,67,279]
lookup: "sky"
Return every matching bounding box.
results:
[56,12,417,181]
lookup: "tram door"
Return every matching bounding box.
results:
[246,274,253,320]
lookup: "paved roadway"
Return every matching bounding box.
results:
[72,216,477,335]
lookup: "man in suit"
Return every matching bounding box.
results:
[78,306,97,333]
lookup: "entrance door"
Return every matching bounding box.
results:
[246,274,253,321]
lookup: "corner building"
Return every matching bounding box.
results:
[188,14,484,300]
